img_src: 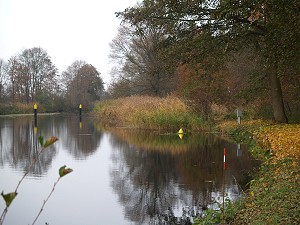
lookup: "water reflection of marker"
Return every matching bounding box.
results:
[222,147,227,224]
[237,143,241,157]
[223,147,226,170]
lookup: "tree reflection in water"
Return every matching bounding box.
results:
[0,115,103,176]
[108,129,259,224]
[0,116,56,176]
[0,116,258,224]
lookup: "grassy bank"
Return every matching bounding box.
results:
[217,121,300,224]
[93,95,207,131]
[0,103,47,115]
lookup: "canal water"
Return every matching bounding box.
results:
[0,114,258,225]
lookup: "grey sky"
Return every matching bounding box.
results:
[0,0,138,86]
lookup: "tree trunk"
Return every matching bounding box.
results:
[270,69,288,123]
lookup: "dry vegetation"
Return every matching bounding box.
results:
[93,95,206,131]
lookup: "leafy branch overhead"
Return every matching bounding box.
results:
[39,136,58,148]
[0,136,70,225]
[1,192,17,207]
[59,165,73,178]
[31,165,73,225]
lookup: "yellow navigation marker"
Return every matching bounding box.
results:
[178,133,184,140]
[178,128,184,139]
[79,104,82,109]
[34,103,38,109]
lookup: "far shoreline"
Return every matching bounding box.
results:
[0,112,61,117]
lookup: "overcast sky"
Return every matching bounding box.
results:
[0,0,138,86]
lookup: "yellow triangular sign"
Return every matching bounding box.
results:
[178,128,184,134]
[178,133,184,139]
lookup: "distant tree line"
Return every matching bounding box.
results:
[0,47,105,112]
[108,0,300,123]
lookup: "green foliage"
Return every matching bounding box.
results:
[193,208,222,225]
[1,192,17,207]
[192,198,243,225]
[38,136,58,148]
[38,136,44,147]
[42,136,59,148]
[59,165,73,178]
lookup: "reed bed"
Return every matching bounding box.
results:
[93,95,206,131]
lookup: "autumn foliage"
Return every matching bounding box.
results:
[254,124,300,162]
[218,121,300,224]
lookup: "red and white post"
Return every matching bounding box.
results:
[223,147,226,170]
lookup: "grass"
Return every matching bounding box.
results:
[217,120,300,224]
[93,95,207,131]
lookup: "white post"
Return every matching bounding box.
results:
[237,109,242,124]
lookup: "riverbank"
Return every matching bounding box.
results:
[0,112,61,118]
[94,96,300,224]
[217,120,300,224]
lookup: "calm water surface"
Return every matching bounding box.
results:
[0,115,258,225]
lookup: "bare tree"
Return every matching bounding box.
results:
[6,56,19,103]
[17,47,57,103]
[5,48,57,103]
[60,60,86,95]
[109,24,176,97]
[0,59,7,102]
[61,61,104,110]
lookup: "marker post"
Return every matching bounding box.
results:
[79,104,82,117]
[237,109,242,125]
[222,147,227,224]
[33,103,38,127]
[79,104,82,128]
